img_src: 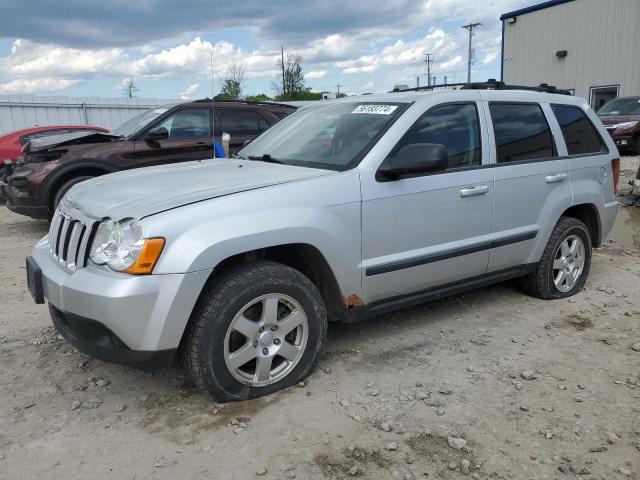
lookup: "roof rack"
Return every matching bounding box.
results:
[193,98,296,108]
[391,79,572,96]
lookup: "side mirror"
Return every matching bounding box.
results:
[145,127,169,142]
[378,143,448,179]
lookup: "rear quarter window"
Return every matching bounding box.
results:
[551,105,607,155]
[489,103,556,163]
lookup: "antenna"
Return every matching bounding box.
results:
[210,50,216,159]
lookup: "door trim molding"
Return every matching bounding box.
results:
[365,229,537,276]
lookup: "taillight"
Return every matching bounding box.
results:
[611,158,620,193]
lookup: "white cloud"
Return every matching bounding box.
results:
[305,70,327,80]
[180,83,200,100]
[0,78,81,94]
[482,49,499,64]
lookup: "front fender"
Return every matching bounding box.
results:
[145,171,363,300]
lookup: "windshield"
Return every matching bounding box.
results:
[597,98,640,116]
[110,107,171,138]
[238,102,407,170]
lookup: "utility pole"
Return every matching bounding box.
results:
[335,83,341,96]
[416,76,420,89]
[281,46,286,98]
[424,53,434,87]
[462,23,481,83]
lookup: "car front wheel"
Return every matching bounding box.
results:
[186,260,327,402]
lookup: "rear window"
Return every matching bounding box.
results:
[489,103,556,163]
[551,105,607,155]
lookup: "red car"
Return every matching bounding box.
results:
[0,125,108,164]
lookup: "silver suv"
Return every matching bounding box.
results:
[27,87,619,401]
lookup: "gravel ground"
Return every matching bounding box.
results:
[1,175,640,479]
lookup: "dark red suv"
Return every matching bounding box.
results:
[0,100,295,219]
[597,96,640,154]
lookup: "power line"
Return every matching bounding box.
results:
[462,22,481,83]
[424,52,434,86]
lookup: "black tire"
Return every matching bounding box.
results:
[519,216,592,300]
[186,260,327,402]
[52,175,95,212]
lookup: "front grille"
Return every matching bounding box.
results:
[49,210,97,272]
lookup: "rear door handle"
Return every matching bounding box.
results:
[545,173,568,183]
[460,185,489,197]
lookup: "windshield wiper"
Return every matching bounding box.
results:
[247,154,285,164]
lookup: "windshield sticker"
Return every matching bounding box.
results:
[351,105,398,115]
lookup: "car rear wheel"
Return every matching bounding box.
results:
[52,175,94,212]
[519,216,592,299]
[186,260,327,402]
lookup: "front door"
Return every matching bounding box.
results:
[361,101,493,303]
[133,107,213,166]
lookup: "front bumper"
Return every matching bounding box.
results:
[31,236,211,366]
[50,304,176,369]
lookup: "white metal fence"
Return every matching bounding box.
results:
[0,95,180,135]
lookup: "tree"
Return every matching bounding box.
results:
[218,62,246,100]
[274,54,307,101]
[123,77,139,98]
[244,93,273,102]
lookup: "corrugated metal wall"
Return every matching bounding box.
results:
[0,95,179,135]
[502,0,640,101]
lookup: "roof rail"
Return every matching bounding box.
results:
[390,79,573,96]
[193,98,296,108]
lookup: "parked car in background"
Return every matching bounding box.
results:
[0,125,107,164]
[0,100,295,219]
[27,85,618,401]
[597,96,640,154]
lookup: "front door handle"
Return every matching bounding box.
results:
[545,173,568,183]
[460,185,489,197]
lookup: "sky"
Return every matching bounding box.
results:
[0,0,534,99]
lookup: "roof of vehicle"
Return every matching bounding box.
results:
[191,99,296,110]
[0,125,108,139]
[295,85,588,110]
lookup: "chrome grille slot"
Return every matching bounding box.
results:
[48,209,96,272]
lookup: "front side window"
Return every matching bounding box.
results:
[238,102,406,171]
[157,108,211,139]
[552,105,607,155]
[490,103,555,163]
[394,103,481,169]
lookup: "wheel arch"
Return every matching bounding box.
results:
[560,203,601,247]
[41,161,117,211]
[198,243,354,323]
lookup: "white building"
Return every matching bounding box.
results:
[500,0,640,110]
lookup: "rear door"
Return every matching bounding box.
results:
[216,108,273,154]
[133,107,213,166]
[486,100,572,272]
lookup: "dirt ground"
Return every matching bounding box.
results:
[1,158,639,480]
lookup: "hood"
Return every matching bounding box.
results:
[65,159,333,220]
[598,114,640,126]
[27,131,121,153]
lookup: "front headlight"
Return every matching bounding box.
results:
[89,218,164,274]
[615,120,639,130]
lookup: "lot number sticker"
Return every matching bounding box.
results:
[352,105,398,115]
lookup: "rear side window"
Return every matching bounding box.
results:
[218,109,269,136]
[489,103,556,163]
[551,105,607,155]
[394,103,481,169]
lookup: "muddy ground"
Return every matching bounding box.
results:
[1,157,639,480]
